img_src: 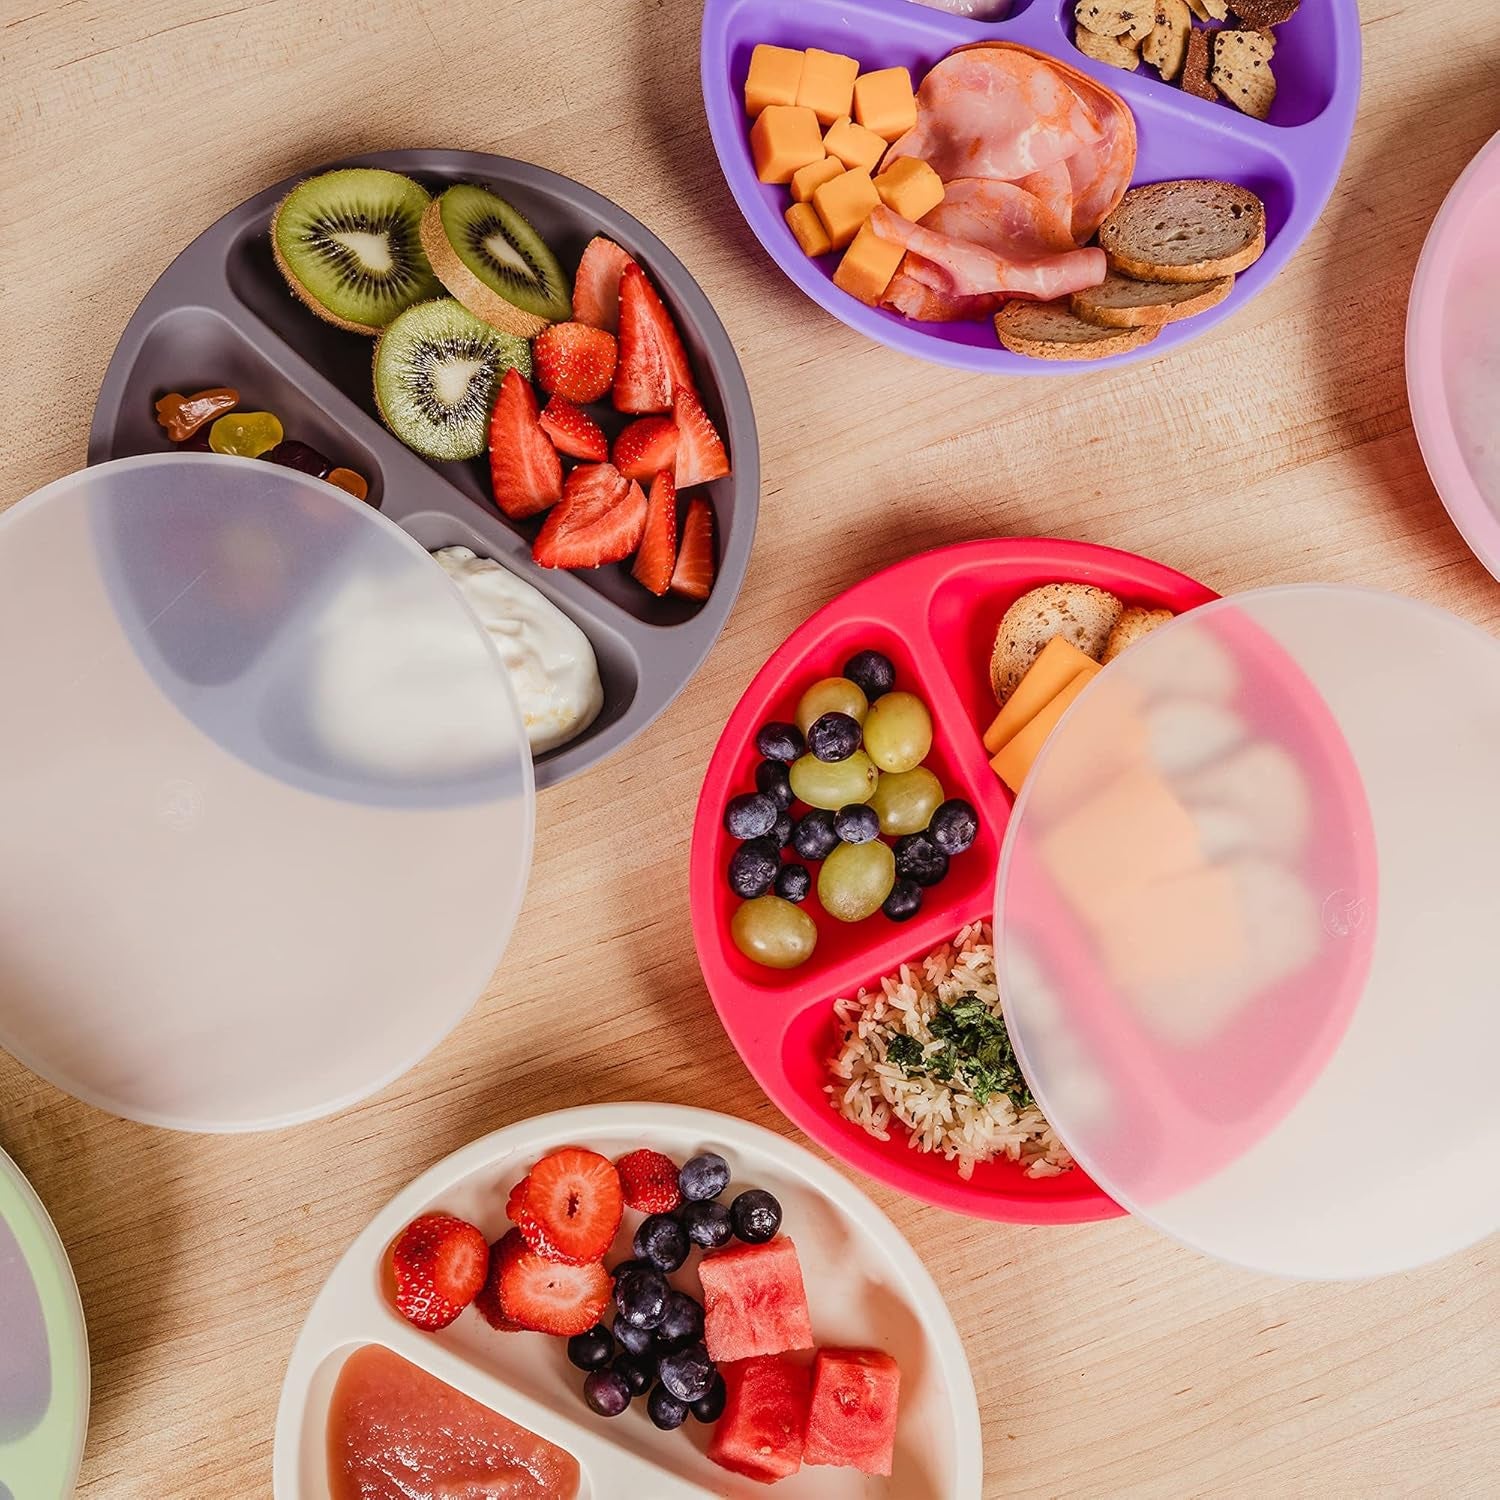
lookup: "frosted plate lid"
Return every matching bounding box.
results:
[995,586,1500,1277]
[0,455,534,1131]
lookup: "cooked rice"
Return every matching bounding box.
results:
[826,921,1072,1179]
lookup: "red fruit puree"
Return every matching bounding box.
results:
[326,1344,580,1500]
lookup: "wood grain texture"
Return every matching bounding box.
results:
[3,0,1499,1495]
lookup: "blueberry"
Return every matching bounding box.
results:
[843,649,895,701]
[808,712,862,763]
[727,839,779,899]
[612,1352,654,1396]
[691,1372,728,1423]
[584,1367,632,1417]
[883,877,924,922]
[634,1213,689,1273]
[679,1198,734,1249]
[658,1342,716,1403]
[755,759,794,810]
[756,721,804,764]
[791,809,840,862]
[647,1382,690,1430]
[833,803,880,844]
[929,798,978,856]
[613,1317,655,1356]
[567,1324,614,1371]
[729,1189,782,1244]
[774,862,811,903]
[657,1290,705,1347]
[724,792,777,840]
[679,1151,731,1202]
[894,832,949,887]
[611,1257,649,1282]
[772,811,793,848]
[615,1267,669,1329]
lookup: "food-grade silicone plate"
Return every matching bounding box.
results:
[701,0,1362,373]
[89,150,759,789]
[273,1103,981,1499]
[690,540,1220,1223]
[1407,129,1500,583]
[0,1148,89,1500]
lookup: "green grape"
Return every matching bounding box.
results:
[818,841,896,922]
[731,896,817,969]
[870,767,944,836]
[789,750,879,810]
[795,677,868,736]
[862,690,933,773]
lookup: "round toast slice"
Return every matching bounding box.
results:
[1098,180,1266,283]
[1100,605,1175,663]
[1070,269,1235,328]
[990,583,1125,702]
[994,300,1160,361]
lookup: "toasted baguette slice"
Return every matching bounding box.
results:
[1142,0,1192,81]
[991,584,1125,702]
[995,300,1160,361]
[1075,0,1155,41]
[1181,26,1217,100]
[1071,269,1234,328]
[1098,180,1266,283]
[1212,28,1276,120]
[1074,26,1141,70]
[1101,605,1175,663]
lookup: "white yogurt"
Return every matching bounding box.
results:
[432,546,603,755]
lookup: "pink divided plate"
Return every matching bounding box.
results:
[1407,129,1500,581]
[273,1103,982,1498]
[701,0,1362,372]
[689,540,1220,1223]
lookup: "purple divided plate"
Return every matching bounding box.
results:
[701,0,1361,372]
[88,151,759,789]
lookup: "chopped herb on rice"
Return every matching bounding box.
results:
[826,921,1071,1179]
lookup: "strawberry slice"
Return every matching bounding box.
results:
[505,1176,531,1224]
[534,322,618,405]
[510,1147,622,1264]
[669,497,716,601]
[613,263,695,414]
[573,236,636,332]
[615,1148,683,1214]
[492,1230,613,1336]
[473,1230,526,1332]
[533,464,648,571]
[538,395,607,461]
[391,1212,489,1332]
[613,415,679,484]
[488,368,563,519]
[673,384,731,487]
[632,470,679,596]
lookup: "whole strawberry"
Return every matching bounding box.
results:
[534,322,618,404]
[616,1149,683,1215]
[391,1212,489,1331]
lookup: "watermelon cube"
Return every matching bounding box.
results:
[698,1237,814,1363]
[707,1355,811,1485]
[804,1347,901,1476]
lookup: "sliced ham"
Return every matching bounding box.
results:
[882,266,1002,322]
[884,49,1103,182]
[920,177,1078,257]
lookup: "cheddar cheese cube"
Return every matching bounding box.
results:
[853,66,918,141]
[832,219,905,304]
[982,636,1095,754]
[811,168,880,250]
[796,48,859,126]
[823,115,887,174]
[750,105,825,185]
[785,201,833,258]
[790,155,844,204]
[990,664,1099,794]
[873,157,946,224]
[745,44,805,116]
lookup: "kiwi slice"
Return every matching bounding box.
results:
[272,168,442,334]
[420,183,572,338]
[373,297,531,462]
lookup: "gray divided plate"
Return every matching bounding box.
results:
[88,150,759,789]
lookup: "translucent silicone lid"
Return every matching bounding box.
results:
[0,455,534,1131]
[996,585,1500,1278]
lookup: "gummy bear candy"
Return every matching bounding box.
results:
[325,467,370,502]
[208,411,284,459]
[263,439,332,478]
[155,387,239,442]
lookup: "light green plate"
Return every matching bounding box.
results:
[0,1149,88,1499]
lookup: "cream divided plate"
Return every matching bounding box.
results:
[274,1103,981,1498]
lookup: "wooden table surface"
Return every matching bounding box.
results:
[4,1,1499,1495]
